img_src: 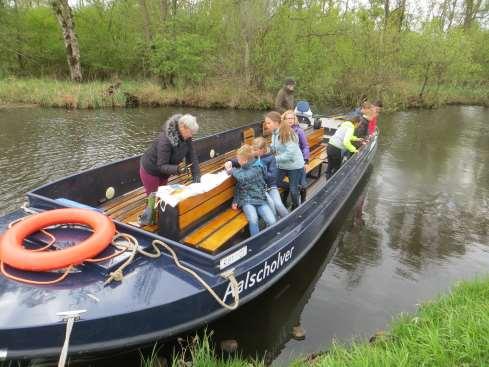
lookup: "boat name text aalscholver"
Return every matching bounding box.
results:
[223,247,295,303]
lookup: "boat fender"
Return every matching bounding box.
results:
[0,208,115,272]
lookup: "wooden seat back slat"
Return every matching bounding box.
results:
[179,177,235,215]
[243,128,255,145]
[179,184,235,230]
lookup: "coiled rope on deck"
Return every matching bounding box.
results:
[105,235,240,311]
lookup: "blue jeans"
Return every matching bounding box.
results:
[300,168,307,189]
[242,203,277,236]
[266,187,289,218]
[278,168,304,209]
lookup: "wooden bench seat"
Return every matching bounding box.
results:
[150,175,248,253]
[183,209,248,252]
[196,213,248,252]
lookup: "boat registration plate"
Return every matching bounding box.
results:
[220,246,247,270]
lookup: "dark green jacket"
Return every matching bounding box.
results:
[274,87,294,113]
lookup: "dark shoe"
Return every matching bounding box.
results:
[281,190,289,204]
[300,188,306,204]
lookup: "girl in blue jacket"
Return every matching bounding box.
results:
[265,111,305,210]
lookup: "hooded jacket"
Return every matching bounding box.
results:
[274,86,294,114]
[271,129,305,171]
[140,114,201,181]
[231,159,268,207]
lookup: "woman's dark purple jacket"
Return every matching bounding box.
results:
[292,124,310,163]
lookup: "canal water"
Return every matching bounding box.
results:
[0,106,488,365]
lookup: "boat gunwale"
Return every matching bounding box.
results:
[27,120,263,202]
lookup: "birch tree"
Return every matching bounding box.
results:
[51,0,82,82]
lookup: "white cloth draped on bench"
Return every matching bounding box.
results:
[156,170,230,207]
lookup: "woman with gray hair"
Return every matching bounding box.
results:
[139,114,201,225]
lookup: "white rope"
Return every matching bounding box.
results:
[57,317,74,367]
[21,202,40,215]
[158,199,167,213]
[104,235,240,311]
[56,310,86,367]
[152,239,240,311]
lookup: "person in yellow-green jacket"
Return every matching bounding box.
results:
[326,115,364,179]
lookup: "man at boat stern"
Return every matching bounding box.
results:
[275,78,296,114]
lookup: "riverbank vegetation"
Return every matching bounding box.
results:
[300,276,489,366]
[0,0,488,110]
[145,277,489,366]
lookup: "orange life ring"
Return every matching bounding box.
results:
[0,208,116,272]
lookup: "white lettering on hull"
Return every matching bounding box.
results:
[223,247,295,303]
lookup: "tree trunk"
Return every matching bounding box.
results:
[139,0,153,42]
[463,0,483,29]
[397,0,406,33]
[12,0,26,73]
[447,0,458,29]
[419,63,431,99]
[51,0,82,82]
[384,0,390,30]
[159,0,168,22]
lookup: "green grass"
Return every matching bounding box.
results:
[139,331,263,367]
[292,277,489,367]
[140,277,489,367]
[0,77,487,111]
[0,77,273,110]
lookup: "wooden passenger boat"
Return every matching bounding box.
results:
[0,119,377,362]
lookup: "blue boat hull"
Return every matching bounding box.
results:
[0,124,377,361]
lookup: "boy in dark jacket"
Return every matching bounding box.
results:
[224,145,276,236]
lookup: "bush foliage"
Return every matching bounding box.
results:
[0,0,488,108]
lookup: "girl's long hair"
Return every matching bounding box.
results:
[283,109,298,125]
[279,111,297,143]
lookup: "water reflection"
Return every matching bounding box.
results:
[207,176,372,364]
[362,107,489,278]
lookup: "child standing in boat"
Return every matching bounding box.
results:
[283,109,310,203]
[224,145,276,236]
[265,111,305,210]
[326,115,363,179]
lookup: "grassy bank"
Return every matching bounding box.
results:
[0,78,487,111]
[298,276,489,367]
[152,277,489,367]
[0,78,273,110]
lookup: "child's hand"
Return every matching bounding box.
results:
[224,161,232,171]
[231,202,238,210]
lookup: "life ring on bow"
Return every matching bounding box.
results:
[0,208,116,272]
